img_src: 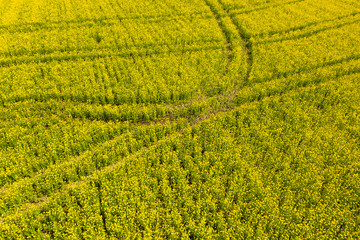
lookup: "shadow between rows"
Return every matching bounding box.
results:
[0,39,221,59]
[255,18,360,45]
[230,0,304,16]
[252,54,360,84]
[0,44,223,68]
[0,11,210,34]
[253,11,360,38]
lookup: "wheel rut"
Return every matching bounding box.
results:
[202,0,233,77]
[216,0,253,84]
[202,0,253,87]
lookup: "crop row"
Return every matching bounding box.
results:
[229,0,359,36]
[249,21,360,82]
[0,0,209,27]
[0,48,228,105]
[0,16,223,58]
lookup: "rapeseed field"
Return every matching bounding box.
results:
[0,0,359,238]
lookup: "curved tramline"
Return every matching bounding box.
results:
[1,0,360,239]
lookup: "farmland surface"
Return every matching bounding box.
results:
[0,0,360,239]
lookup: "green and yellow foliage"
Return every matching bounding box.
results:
[0,0,359,239]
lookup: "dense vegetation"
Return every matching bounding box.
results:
[0,0,359,239]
